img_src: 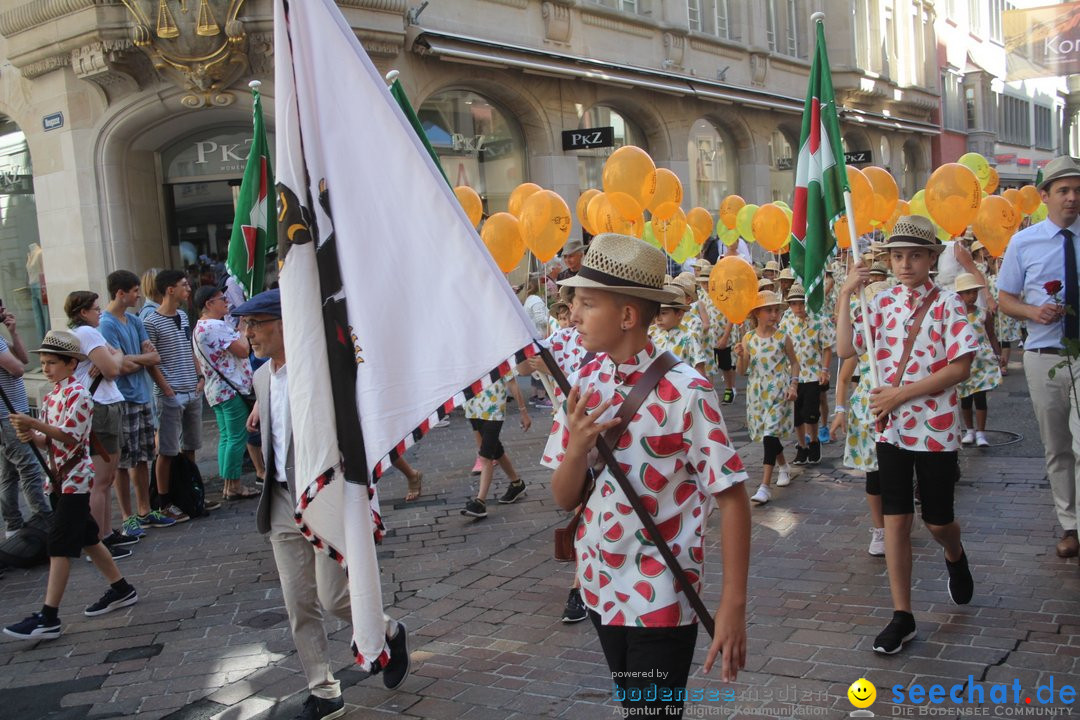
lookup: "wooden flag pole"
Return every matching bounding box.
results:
[844,189,879,388]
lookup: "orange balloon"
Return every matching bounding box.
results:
[925,163,982,237]
[882,200,910,235]
[587,192,607,237]
[520,190,571,262]
[708,256,758,324]
[847,166,874,236]
[652,200,679,222]
[453,186,483,228]
[719,195,746,230]
[984,166,1000,194]
[752,204,791,252]
[602,146,657,210]
[653,206,687,252]
[1002,188,1022,216]
[833,215,853,250]
[507,183,542,218]
[686,207,714,245]
[647,168,683,212]
[1018,185,1041,215]
[863,166,899,224]
[576,189,600,235]
[481,212,525,273]
[973,195,1017,258]
[595,192,645,238]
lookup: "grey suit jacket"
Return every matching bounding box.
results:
[254,360,296,535]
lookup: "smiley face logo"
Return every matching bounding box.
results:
[847,678,876,709]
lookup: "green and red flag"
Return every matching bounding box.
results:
[790,18,849,313]
[226,83,275,299]
[388,76,450,187]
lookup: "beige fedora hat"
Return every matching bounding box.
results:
[869,262,889,276]
[34,329,87,362]
[786,283,807,302]
[883,215,946,254]
[954,272,985,293]
[660,283,692,310]
[864,280,891,302]
[1038,156,1080,191]
[778,267,795,281]
[561,238,586,256]
[557,233,681,303]
[549,300,570,318]
[750,290,786,311]
[757,277,776,291]
[970,240,985,253]
[672,272,698,303]
[763,260,780,274]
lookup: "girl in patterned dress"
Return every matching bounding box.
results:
[460,371,532,518]
[735,291,799,505]
[986,255,1022,375]
[955,273,1002,448]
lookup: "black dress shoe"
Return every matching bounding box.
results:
[383,621,410,690]
[294,694,344,720]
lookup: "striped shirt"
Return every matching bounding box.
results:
[144,309,199,394]
[0,336,28,418]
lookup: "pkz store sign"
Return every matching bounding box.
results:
[562,126,615,151]
[776,150,870,171]
[162,127,275,183]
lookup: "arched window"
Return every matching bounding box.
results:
[0,118,49,363]
[768,129,795,205]
[901,142,922,199]
[688,119,736,211]
[418,89,526,213]
[576,106,647,191]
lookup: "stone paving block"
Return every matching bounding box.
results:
[208,696,274,720]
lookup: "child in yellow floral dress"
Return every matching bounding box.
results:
[955,272,1001,448]
[735,291,799,506]
[461,371,532,518]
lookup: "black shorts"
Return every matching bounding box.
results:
[794,382,821,426]
[819,380,831,392]
[876,442,958,525]
[48,493,101,558]
[714,347,734,371]
[469,418,505,460]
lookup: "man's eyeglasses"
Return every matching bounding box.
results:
[242,317,278,330]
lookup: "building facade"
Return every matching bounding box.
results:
[0,0,942,357]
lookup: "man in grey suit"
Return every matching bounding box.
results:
[235,290,409,720]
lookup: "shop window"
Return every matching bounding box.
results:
[419,89,526,214]
[768,130,794,205]
[0,121,49,369]
[576,106,647,192]
[688,119,736,212]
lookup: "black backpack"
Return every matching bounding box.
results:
[150,454,207,518]
[0,512,51,569]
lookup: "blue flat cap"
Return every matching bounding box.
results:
[231,288,281,317]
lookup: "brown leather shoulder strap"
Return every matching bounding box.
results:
[892,287,940,388]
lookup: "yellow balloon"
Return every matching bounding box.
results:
[735,203,759,243]
[576,188,600,235]
[925,163,981,237]
[602,146,657,210]
[908,189,930,221]
[647,168,683,212]
[670,227,699,263]
[508,183,542,218]
[453,186,483,229]
[973,195,1017,258]
[520,190,572,262]
[708,256,758,324]
[984,166,1000,194]
[958,152,991,187]
[720,195,746,230]
[1031,202,1048,223]
[863,166,899,225]
[717,225,740,246]
[1018,185,1041,215]
[481,212,525,273]
[752,204,791,252]
[653,206,688,252]
[1002,188,1022,216]
[595,192,645,238]
[686,207,714,245]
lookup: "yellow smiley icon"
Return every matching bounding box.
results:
[848,678,876,709]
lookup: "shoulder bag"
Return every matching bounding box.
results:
[875,286,940,433]
[194,334,256,409]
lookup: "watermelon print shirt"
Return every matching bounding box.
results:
[540,342,748,628]
[853,281,979,452]
[650,324,708,368]
[42,376,94,494]
[542,326,589,404]
[778,312,827,382]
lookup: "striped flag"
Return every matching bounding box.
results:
[790,18,849,313]
[226,83,275,298]
[274,0,540,671]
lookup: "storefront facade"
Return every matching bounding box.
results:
[0,0,939,337]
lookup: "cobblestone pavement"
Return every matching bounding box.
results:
[0,357,1078,720]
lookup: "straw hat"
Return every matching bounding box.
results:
[694,259,713,282]
[869,262,889,277]
[864,280,891,301]
[33,329,87,361]
[672,272,698,303]
[778,267,795,281]
[883,215,946,253]
[786,283,807,302]
[757,277,776,291]
[557,233,681,303]
[1038,155,1080,191]
[660,283,692,310]
[954,272,985,293]
[750,290,786,312]
[561,238,586,256]
[763,260,780,273]
[549,300,570,318]
[970,240,985,253]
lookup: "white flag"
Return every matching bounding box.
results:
[273,0,541,670]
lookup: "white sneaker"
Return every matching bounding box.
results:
[750,485,771,505]
[868,527,886,557]
[961,429,976,445]
[4,529,17,539]
[775,467,791,487]
[975,431,989,447]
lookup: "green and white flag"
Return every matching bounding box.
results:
[790,18,849,313]
[226,84,275,299]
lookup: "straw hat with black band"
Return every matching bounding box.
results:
[785,284,807,303]
[33,329,87,362]
[749,290,786,312]
[882,215,946,254]
[660,283,692,311]
[557,233,682,304]
[757,277,776,291]
[1037,155,1080,192]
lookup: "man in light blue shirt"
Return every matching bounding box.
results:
[998,155,1080,559]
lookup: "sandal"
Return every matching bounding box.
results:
[223,484,260,501]
[405,471,423,502]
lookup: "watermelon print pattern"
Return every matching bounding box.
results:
[463,373,511,421]
[542,326,588,404]
[540,342,747,627]
[957,305,1003,398]
[842,296,878,472]
[744,330,795,442]
[779,311,828,382]
[650,324,708,369]
[42,376,95,494]
[853,281,979,452]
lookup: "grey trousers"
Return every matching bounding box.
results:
[0,415,49,531]
[1024,351,1080,532]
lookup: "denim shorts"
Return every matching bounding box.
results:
[156,391,203,457]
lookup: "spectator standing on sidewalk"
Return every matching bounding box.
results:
[997,155,1080,561]
[235,290,409,720]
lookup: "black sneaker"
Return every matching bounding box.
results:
[498,480,527,504]
[561,588,588,623]
[382,621,410,689]
[722,388,734,405]
[294,694,345,720]
[461,498,487,518]
[792,446,808,465]
[103,529,139,548]
[88,544,132,562]
[807,441,821,464]
[84,585,138,617]
[872,611,917,654]
[3,612,61,640]
[946,549,974,605]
